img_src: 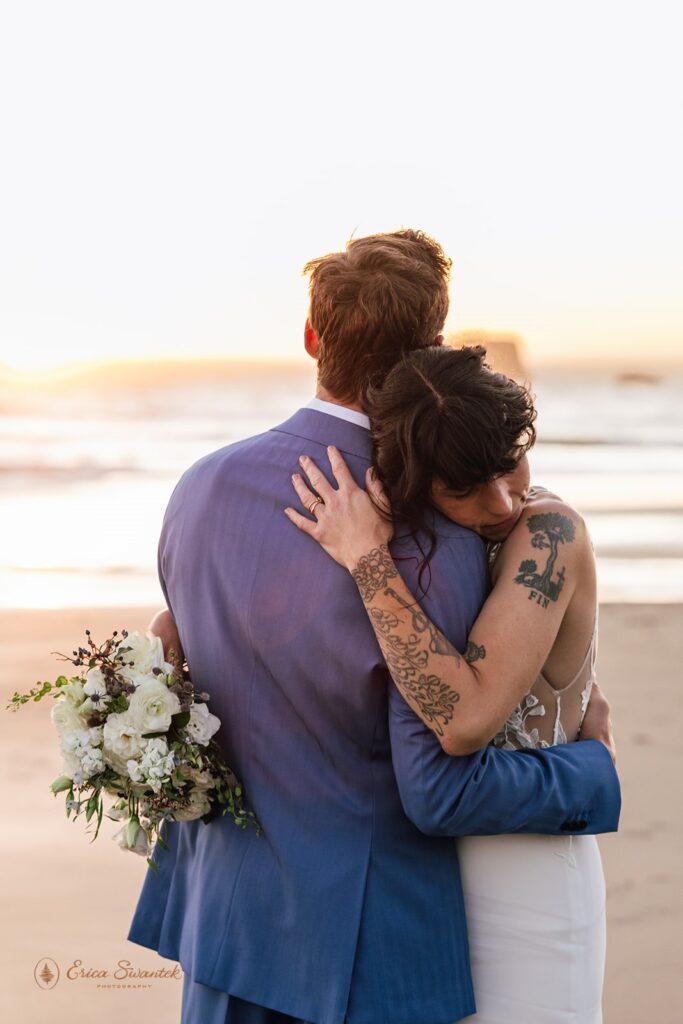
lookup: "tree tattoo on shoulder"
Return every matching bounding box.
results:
[514,511,576,609]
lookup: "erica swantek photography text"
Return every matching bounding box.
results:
[34,955,182,990]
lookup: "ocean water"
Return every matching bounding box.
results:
[1,365,682,607]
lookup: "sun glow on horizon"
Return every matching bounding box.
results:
[0,3,680,375]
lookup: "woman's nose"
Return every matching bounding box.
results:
[486,479,514,516]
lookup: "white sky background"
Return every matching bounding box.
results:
[0,1,680,371]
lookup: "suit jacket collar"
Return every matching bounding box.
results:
[272,408,372,461]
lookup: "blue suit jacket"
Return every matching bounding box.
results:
[127,408,621,1024]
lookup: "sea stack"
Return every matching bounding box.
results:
[447,331,528,382]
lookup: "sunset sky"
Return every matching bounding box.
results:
[0,1,680,372]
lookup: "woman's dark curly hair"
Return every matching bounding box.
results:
[364,344,537,586]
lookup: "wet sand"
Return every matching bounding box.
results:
[1,605,681,1023]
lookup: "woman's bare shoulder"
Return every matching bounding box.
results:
[498,489,590,565]
[524,487,585,525]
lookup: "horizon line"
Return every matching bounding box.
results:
[1,351,681,381]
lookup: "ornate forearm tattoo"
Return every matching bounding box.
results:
[368,607,461,735]
[351,545,399,601]
[351,547,462,737]
[513,511,576,610]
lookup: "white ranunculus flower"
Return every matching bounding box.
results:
[61,679,86,706]
[173,787,212,822]
[103,712,146,763]
[114,631,175,684]
[185,702,221,746]
[51,696,88,736]
[127,679,181,734]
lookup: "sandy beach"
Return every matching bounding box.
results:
[1,603,681,1024]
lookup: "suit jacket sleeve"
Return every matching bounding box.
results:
[387,528,622,838]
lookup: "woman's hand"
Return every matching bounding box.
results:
[284,445,393,571]
[148,608,185,667]
[578,682,617,765]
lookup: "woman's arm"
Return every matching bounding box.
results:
[285,446,592,756]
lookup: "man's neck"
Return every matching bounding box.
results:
[315,385,364,414]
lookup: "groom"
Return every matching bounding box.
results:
[128,229,620,1024]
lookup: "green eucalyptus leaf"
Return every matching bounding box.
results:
[85,792,99,822]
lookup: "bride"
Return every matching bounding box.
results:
[284,344,610,1023]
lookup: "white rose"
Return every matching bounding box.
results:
[185,703,221,746]
[127,679,181,734]
[114,631,174,684]
[113,821,151,857]
[173,787,212,822]
[106,805,128,821]
[102,746,132,777]
[185,765,218,790]
[103,712,146,764]
[51,697,88,737]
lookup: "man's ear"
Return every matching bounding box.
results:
[433,334,444,347]
[304,319,319,360]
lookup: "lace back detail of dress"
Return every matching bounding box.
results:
[492,610,598,751]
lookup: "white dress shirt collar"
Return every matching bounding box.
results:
[305,397,370,431]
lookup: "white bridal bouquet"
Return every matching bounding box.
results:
[6,627,259,871]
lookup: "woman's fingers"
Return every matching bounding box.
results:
[297,454,334,501]
[284,507,318,536]
[366,467,392,515]
[291,472,319,512]
[327,445,356,489]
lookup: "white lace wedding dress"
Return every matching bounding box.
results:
[459,611,606,1023]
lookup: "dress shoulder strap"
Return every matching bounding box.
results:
[538,607,599,694]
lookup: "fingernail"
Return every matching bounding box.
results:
[292,474,299,482]
[299,455,308,464]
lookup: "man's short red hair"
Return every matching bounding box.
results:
[303,229,451,406]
